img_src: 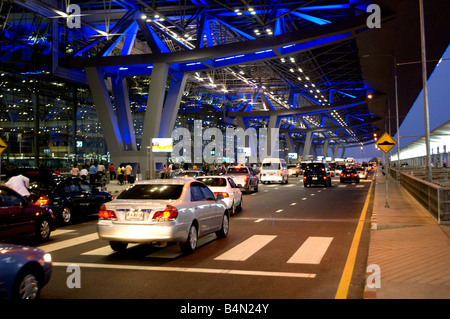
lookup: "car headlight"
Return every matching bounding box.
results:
[43,253,52,263]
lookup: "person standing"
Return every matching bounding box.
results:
[80,165,88,181]
[125,163,132,183]
[89,162,98,185]
[117,165,125,185]
[71,163,80,177]
[109,163,116,180]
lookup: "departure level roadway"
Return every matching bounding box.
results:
[37,173,373,299]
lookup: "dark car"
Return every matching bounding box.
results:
[33,177,112,224]
[340,167,360,183]
[0,243,52,299]
[303,163,332,187]
[0,186,56,242]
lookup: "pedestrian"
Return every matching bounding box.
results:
[5,174,30,198]
[80,165,88,181]
[89,162,98,185]
[125,163,132,183]
[71,163,80,177]
[117,165,124,185]
[109,163,116,180]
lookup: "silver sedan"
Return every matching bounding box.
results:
[97,179,229,254]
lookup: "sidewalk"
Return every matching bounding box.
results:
[364,169,450,299]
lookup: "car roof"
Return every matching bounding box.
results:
[135,179,192,185]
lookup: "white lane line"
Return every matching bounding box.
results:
[51,229,76,236]
[287,237,333,264]
[254,218,264,223]
[81,243,139,256]
[37,233,99,253]
[275,209,283,213]
[214,235,277,261]
[53,262,316,279]
[290,202,297,206]
[302,198,307,201]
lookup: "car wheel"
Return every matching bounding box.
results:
[216,212,229,239]
[180,224,198,254]
[61,206,72,224]
[304,183,308,187]
[110,241,128,252]
[13,269,40,299]
[36,219,51,242]
[236,196,243,211]
[229,201,236,216]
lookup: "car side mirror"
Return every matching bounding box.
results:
[216,194,224,200]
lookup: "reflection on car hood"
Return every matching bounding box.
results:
[105,199,179,208]
[0,243,46,255]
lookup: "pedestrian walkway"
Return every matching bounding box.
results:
[364,169,450,299]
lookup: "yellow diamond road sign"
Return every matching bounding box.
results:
[376,132,397,154]
[0,137,6,155]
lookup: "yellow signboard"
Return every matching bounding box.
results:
[375,132,397,154]
[0,137,7,155]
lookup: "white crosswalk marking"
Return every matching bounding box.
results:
[214,235,276,261]
[37,233,99,253]
[287,237,333,264]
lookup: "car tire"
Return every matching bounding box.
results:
[35,218,51,242]
[61,206,73,224]
[229,201,236,216]
[180,224,198,254]
[236,196,243,211]
[110,241,128,252]
[12,268,41,299]
[304,183,308,187]
[216,212,229,239]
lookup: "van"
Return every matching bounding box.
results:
[260,158,289,184]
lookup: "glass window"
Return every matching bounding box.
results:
[227,167,248,174]
[262,163,280,170]
[0,188,24,207]
[190,185,205,201]
[197,178,227,187]
[117,184,184,200]
[199,185,215,201]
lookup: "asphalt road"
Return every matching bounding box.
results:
[36,173,374,302]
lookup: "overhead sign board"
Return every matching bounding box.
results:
[0,137,7,155]
[376,132,397,154]
[152,138,173,153]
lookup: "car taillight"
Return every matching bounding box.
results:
[340,173,344,176]
[244,176,248,183]
[303,176,307,180]
[35,195,51,206]
[152,205,178,221]
[214,192,229,198]
[99,205,117,220]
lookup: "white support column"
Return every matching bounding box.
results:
[302,131,312,159]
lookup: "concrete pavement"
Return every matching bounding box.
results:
[364,169,450,299]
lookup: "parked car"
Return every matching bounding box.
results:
[33,177,112,224]
[97,179,229,254]
[260,158,289,184]
[303,163,332,187]
[340,168,360,183]
[196,176,243,215]
[226,165,259,193]
[0,186,55,242]
[0,243,52,299]
[356,167,368,180]
[287,164,300,177]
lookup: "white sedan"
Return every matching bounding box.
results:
[356,167,368,180]
[97,179,229,254]
[196,176,243,216]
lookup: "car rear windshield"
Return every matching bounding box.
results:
[262,163,281,170]
[227,167,248,174]
[306,164,325,171]
[117,184,184,200]
[343,168,355,173]
[197,178,227,187]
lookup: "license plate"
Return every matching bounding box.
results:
[126,211,144,220]
[312,177,318,180]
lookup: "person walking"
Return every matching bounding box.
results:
[80,165,88,181]
[117,165,125,185]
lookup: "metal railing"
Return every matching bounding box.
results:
[390,169,450,224]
